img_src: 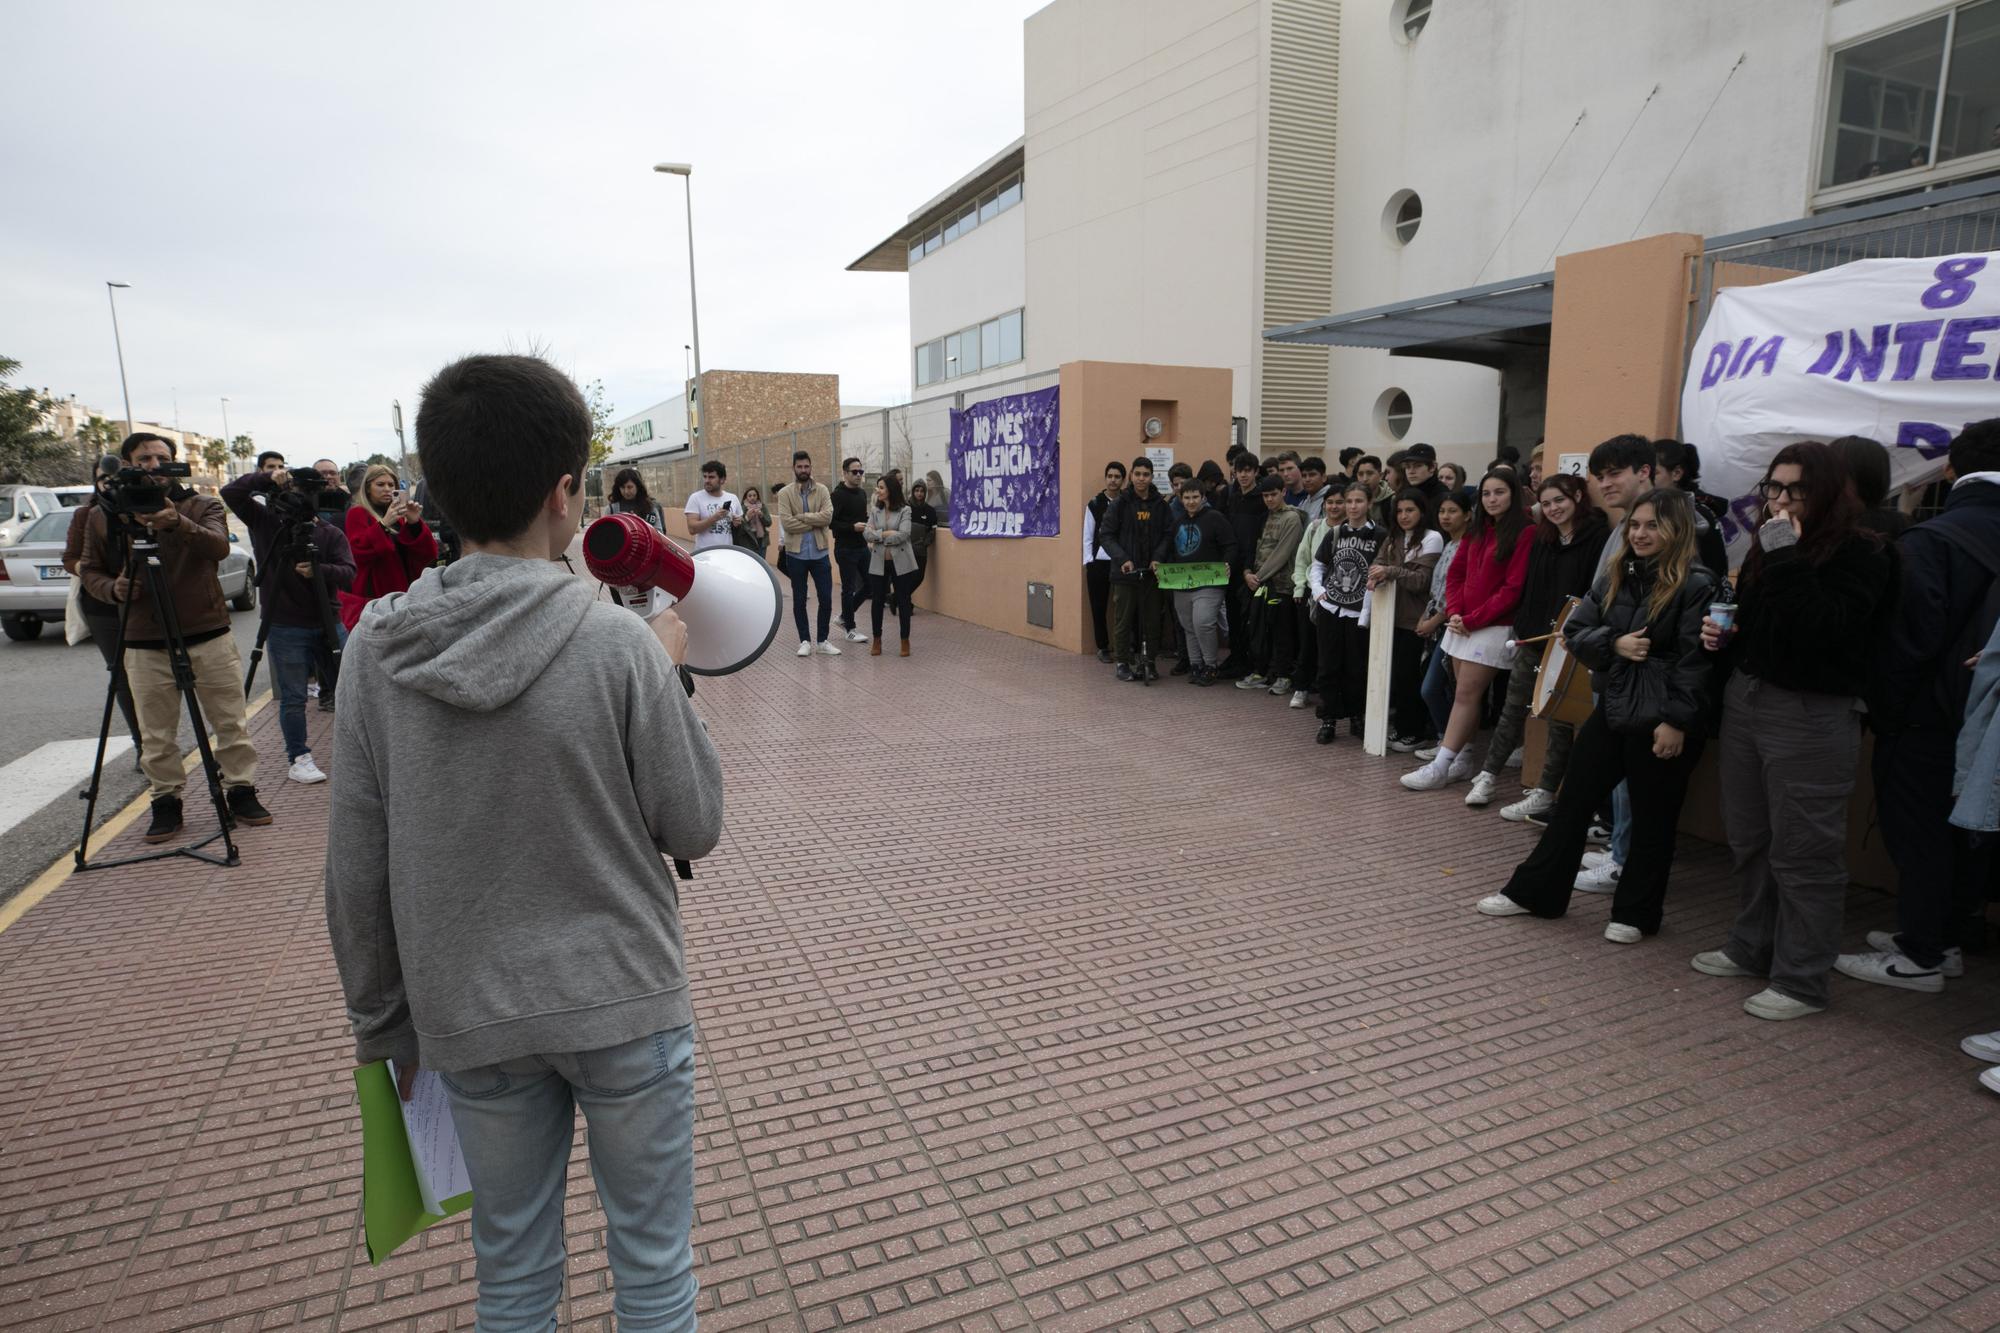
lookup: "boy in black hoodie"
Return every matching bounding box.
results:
[1099,457,1175,681]
[1153,479,1238,685]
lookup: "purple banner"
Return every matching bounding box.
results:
[947,386,1060,538]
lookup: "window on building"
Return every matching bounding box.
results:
[910,308,1026,388]
[998,309,1023,365]
[1377,388,1413,441]
[1821,2,2000,190]
[1387,190,1422,245]
[1395,0,1432,43]
[908,174,1023,266]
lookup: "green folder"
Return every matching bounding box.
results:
[1154,561,1230,590]
[355,1061,475,1263]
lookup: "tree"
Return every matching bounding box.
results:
[0,356,84,485]
[229,437,253,468]
[583,378,616,468]
[202,438,229,476]
[78,414,124,470]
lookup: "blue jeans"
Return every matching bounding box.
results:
[441,1024,699,1333]
[268,622,343,761]
[788,553,833,643]
[1612,781,1633,864]
[1420,638,1454,736]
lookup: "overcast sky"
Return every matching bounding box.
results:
[2,1,1039,461]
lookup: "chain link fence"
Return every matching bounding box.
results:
[615,368,1059,520]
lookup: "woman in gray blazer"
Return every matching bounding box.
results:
[865,474,919,655]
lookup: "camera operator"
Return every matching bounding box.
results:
[77,433,272,842]
[311,459,350,512]
[221,465,357,785]
[62,455,142,762]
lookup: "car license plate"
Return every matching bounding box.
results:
[38,566,68,581]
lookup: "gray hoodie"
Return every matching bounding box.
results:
[324,553,723,1072]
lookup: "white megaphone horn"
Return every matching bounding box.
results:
[582,513,783,676]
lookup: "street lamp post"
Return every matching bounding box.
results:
[105,282,134,439]
[219,397,232,474]
[654,162,704,466]
[392,399,410,476]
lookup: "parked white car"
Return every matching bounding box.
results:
[0,509,256,642]
[0,484,63,547]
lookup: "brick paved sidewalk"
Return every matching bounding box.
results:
[3,600,1998,1332]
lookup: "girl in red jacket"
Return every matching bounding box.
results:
[1403,468,1533,791]
[342,464,439,631]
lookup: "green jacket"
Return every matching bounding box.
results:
[1251,505,1305,598]
[1292,514,1333,601]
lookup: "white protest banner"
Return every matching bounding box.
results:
[1680,253,2000,548]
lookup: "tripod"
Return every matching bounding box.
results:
[76,521,240,870]
[243,527,343,698]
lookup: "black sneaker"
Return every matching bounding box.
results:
[1144,663,1160,682]
[1190,669,1213,687]
[1316,721,1337,745]
[1115,664,1135,682]
[1170,659,1190,676]
[317,697,336,713]
[226,786,274,827]
[143,795,183,844]
[1096,649,1112,664]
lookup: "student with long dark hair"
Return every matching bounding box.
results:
[864,473,918,655]
[1682,442,1899,1019]
[1403,469,1532,789]
[1478,489,1716,941]
[1827,435,1911,537]
[607,467,665,531]
[1465,473,1611,817]
[1411,487,1475,752]
[1369,488,1443,748]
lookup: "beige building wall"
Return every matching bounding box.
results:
[1023,0,1334,454]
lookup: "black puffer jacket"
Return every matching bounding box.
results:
[1512,514,1611,640]
[1564,555,1717,734]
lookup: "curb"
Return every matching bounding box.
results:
[0,691,273,937]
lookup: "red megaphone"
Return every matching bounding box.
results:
[583,513,783,675]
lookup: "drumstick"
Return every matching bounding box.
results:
[1505,630,1562,649]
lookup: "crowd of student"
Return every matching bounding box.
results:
[1085,423,2000,1095]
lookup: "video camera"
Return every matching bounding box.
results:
[269,467,349,525]
[101,461,194,518]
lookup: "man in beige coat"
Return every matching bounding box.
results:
[772,450,838,655]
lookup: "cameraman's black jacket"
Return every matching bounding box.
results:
[222,471,356,629]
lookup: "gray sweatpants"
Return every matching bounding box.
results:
[1718,672,1863,1008]
[1173,587,1224,670]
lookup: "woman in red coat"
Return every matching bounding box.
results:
[1401,467,1534,791]
[341,464,438,630]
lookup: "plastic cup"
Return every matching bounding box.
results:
[1708,602,1737,634]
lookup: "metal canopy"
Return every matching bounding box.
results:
[1263,272,1555,351]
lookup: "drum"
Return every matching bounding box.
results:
[1531,596,1595,727]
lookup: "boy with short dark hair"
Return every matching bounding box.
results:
[325,353,723,1331]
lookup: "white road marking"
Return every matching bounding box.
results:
[0,739,135,841]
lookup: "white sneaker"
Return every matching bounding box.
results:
[844,628,869,643]
[815,641,842,656]
[796,641,813,657]
[1288,690,1310,709]
[1586,823,1612,845]
[1414,745,1440,762]
[1574,862,1622,894]
[1501,789,1557,823]
[1604,923,1642,945]
[1445,751,1477,784]
[1982,1067,2000,1097]
[1691,950,1759,978]
[1464,772,1499,807]
[1267,677,1292,696]
[1744,988,1824,1021]
[306,681,321,699]
[1234,674,1269,690]
[1958,1031,2000,1063]
[1505,746,1524,769]
[1834,950,1944,993]
[1865,931,1964,978]
[288,754,328,785]
[1477,893,1531,916]
[1401,758,1453,791]
[1581,850,1613,870]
